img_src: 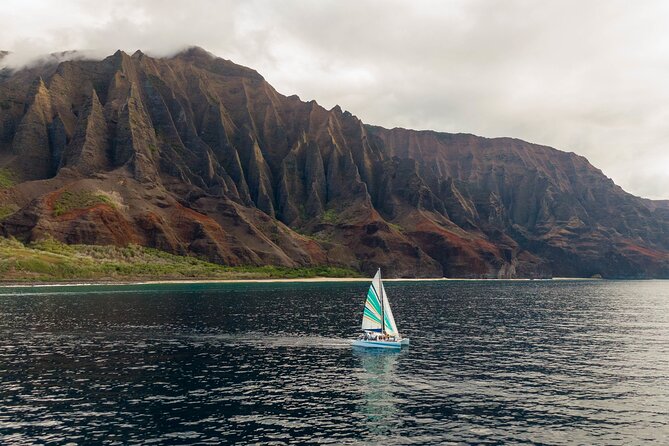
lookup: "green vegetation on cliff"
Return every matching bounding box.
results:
[0,204,18,221]
[0,238,360,282]
[53,191,114,216]
[321,209,339,224]
[0,168,15,189]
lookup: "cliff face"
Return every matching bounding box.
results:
[0,47,667,278]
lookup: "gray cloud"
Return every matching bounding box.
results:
[1,0,667,198]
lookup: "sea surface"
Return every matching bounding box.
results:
[0,280,668,445]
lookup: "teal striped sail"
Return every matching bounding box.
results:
[361,269,399,336]
[380,280,398,336]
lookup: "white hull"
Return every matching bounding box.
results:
[352,338,409,349]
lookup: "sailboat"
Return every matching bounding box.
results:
[352,269,410,349]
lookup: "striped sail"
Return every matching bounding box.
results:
[361,269,399,336]
[380,281,398,336]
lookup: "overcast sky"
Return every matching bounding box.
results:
[1,0,668,199]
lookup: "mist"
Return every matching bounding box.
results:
[1,0,668,199]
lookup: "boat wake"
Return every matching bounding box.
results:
[199,333,352,349]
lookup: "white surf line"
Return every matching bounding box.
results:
[0,276,599,289]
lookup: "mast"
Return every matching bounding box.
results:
[380,268,385,335]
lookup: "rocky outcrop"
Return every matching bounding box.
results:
[0,47,667,278]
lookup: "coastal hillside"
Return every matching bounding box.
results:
[0,47,667,278]
[0,237,356,282]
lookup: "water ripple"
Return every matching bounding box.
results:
[0,280,668,444]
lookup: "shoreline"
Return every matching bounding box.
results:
[0,276,606,288]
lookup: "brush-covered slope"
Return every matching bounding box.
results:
[0,47,667,278]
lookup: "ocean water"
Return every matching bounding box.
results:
[0,280,667,445]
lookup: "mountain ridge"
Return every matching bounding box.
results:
[0,47,667,278]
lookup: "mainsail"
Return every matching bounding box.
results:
[361,269,399,336]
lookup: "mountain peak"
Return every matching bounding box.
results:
[174,45,215,61]
[112,49,129,59]
[171,46,264,80]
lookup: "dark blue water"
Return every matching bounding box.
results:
[0,280,668,444]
